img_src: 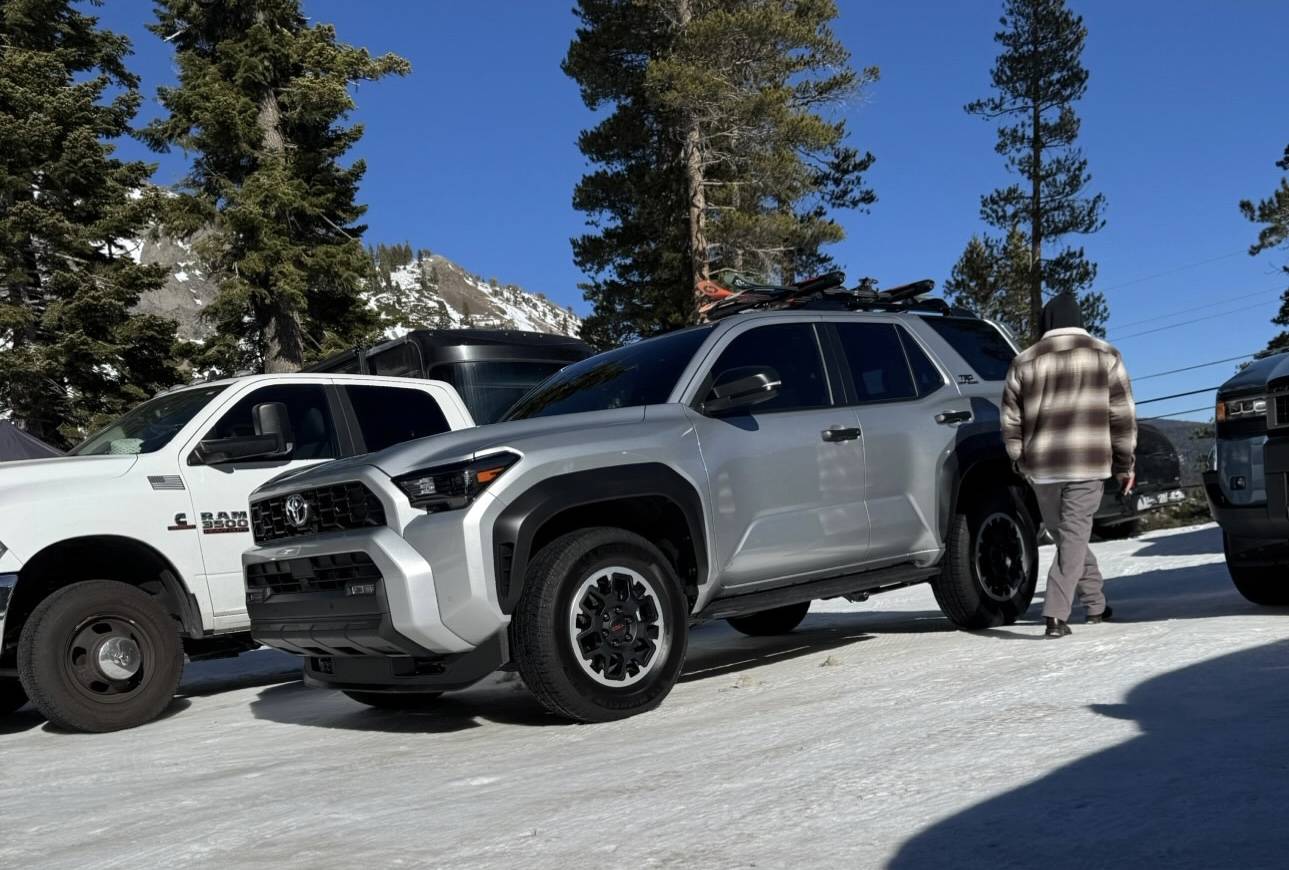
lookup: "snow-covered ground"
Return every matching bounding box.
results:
[4,523,1288,869]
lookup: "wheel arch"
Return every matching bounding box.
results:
[492,463,708,614]
[943,430,1038,534]
[5,536,204,660]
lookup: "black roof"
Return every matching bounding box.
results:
[304,328,591,374]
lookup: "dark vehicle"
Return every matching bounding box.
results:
[306,328,593,424]
[1203,352,1289,604]
[1094,423,1185,533]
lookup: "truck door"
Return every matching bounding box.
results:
[179,383,344,624]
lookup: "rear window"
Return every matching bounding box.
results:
[434,360,570,424]
[919,317,1016,381]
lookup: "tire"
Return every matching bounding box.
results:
[0,678,27,715]
[512,527,689,723]
[17,580,184,733]
[932,487,1038,629]
[727,601,810,637]
[342,690,443,710]
[1224,534,1289,606]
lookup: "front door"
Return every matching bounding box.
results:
[180,383,343,620]
[688,321,869,591]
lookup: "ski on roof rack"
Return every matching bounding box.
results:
[698,273,977,321]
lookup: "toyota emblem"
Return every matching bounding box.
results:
[284,494,311,529]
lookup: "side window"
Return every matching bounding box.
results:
[918,317,1016,381]
[368,341,423,378]
[834,323,918,404]
[205,385,338,460]
[707,323,830,412]
[345,386,451,453]
[898,329,947,397]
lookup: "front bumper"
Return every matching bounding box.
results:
[1203,468,1289,545]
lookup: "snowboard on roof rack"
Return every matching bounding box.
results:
[698,272,951,322]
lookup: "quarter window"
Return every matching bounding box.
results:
[918,317,1016,381]
[345,386,452,453]
[706,323,831,412]
[205,385,338,460]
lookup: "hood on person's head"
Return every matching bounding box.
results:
[1040,292,1084,335]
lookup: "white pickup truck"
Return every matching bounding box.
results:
[0,373,475,732]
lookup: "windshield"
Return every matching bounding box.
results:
[71,385,228,456]
[433,360,571,424]
[504,326,714,421]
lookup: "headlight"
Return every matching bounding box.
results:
[1216,396,1266,422]
[393,452,519,512]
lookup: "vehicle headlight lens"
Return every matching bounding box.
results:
[0,540,6,560]
[394,452,519,512]
[1217,396,1266,422]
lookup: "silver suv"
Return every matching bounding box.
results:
[244,305,1038,721]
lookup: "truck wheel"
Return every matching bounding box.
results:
[342,691,443,710]
[17,580,184,733]
[933,488,1038,629]
[1225,535,1289,606]
[0,678,27,715]
[512,527,689,723]
[727,602,810,636]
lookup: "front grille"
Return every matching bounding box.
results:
[251,482,386,544]
[245,552,381,597]
[1273,394,1289,431]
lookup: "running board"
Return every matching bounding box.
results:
[700,563,941,621]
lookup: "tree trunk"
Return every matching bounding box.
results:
[1028,20,1043,343]
[676,0,709,319]
[262,295,304,373]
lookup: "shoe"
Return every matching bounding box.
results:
[1087,606,1114,625]
[1045,618,1072,638]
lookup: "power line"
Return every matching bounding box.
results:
[1111,301,1279,342]
[1140,404,1214,421]
[1134,352,1258,382]
[1136,386,1219,406]
[1098,249,1245,294]
[1109,287,1282,333]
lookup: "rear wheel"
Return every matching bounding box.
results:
[1225,534,1289,606]
[17,580,184,733]
[512,527,688,722]
[0,678,27,715]
[727,601,810,637]
[933,488,1038,629]
[342,691,443,710]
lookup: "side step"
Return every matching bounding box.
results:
[700,563,941,621]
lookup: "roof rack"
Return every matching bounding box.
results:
[698,272,978,322]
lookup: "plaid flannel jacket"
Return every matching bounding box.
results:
[1001,327,1137,482]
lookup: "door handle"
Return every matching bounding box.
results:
[935,410,973,425]
[821,426,862,442]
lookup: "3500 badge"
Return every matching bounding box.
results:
[200,510,250,534]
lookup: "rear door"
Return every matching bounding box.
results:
[824,320,965,563]
[687,320,870,591]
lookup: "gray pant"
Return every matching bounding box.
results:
[1033,480,1107,621]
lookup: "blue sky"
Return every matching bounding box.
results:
[97,2,1289,421]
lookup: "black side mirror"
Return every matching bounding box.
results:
[191,402,295,466]
[702,366,782,415]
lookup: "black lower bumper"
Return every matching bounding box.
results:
[1204,469,1289,546]
[302,632,507,693]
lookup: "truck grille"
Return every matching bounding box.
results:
[1272,394,1289,431]
[245,552,381,598]
[250,482,386,544]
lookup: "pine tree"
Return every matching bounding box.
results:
[565,0,875,346]
[0,0,188,447]
[647,0,877,288]
[962,0,1107,344]
[1239,144,1289,357]
[143,1,409,373]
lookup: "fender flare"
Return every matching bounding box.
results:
[491,463,708,614]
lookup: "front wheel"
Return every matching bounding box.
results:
[0,678,27,715]
[342,691,443,710]
[1225,534,1289,606]
[933,488,1038,629]
[512,527,689,722]
[17,580,184,732]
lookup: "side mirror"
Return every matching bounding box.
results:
[702,366,782,415]
[191,402,295,466]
